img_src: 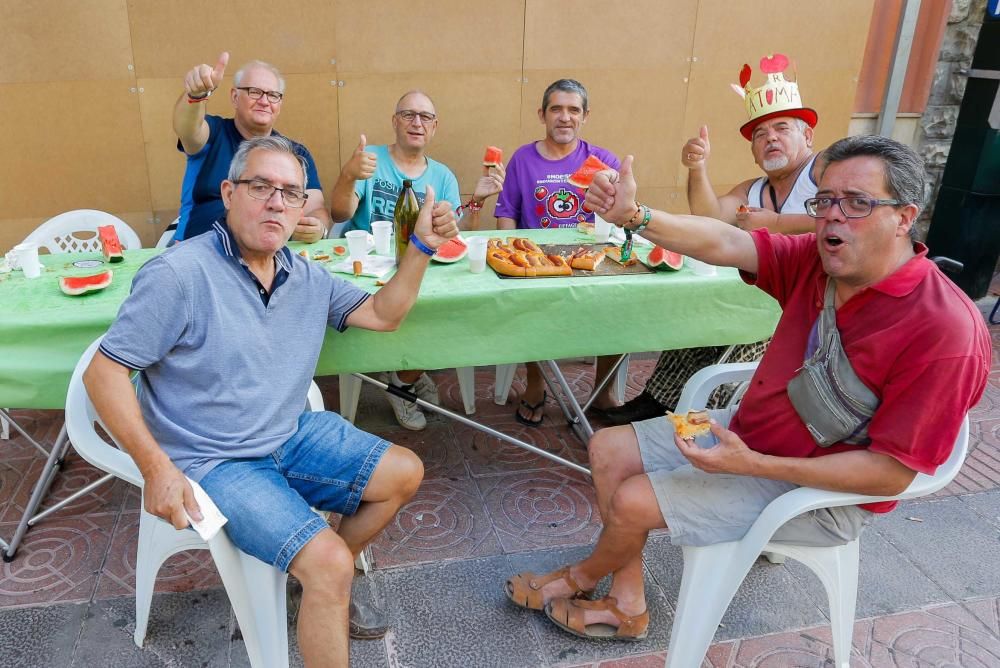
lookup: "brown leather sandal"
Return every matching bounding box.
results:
[504,566,594,611]
[545,596,649,640]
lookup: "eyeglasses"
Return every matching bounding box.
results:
[805,196,902,219]
[236,86,284,104]
[395,109,437,124]
[233,179,308,208]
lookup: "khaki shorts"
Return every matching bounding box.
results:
[633,408,872,547]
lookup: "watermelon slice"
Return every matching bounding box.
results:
[431,237,468,263]
[483,146,503,167]
[646,246,683,271]
[60,270,113,296]
[567,154,612,189]
[98,225,124,263]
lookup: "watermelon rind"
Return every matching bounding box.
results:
[431,236,468,263]
[645,246,684,271]
[60,270,114,296]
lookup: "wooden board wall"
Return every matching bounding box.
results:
[0,0,873,250]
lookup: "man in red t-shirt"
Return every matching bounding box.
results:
[502,135,990,640]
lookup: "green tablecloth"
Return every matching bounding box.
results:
[0,229,779,408]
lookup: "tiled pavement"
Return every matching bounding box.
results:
[2,299,1000,666]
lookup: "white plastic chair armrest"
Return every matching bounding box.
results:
[675,362,759,414]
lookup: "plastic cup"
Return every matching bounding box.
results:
[14,242,41,279]
[688,258,717,276]
[345,230,370,261]
[371,221,392,255]
[593,213,612,243]
[467,237,488,274]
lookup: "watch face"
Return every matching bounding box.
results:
[73,260,105,268]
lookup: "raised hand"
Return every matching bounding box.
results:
[735,206,778,231]
[681,124,711,170]
[292,215,326,243]
[343,134,377,181]
[184,51,229,99]
[471,161,506,203]
[585,154,637,226]
[414,186,458,249]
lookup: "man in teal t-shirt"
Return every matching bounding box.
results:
[328,90,505,429]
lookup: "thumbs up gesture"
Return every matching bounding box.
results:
[343,134,377,181]
[585,155,638,226]
[184,52,229,99]
[681,125,711,170]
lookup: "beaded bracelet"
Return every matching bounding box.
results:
[624,202,643,228]
[456,198,483,217]
[632,204,652,234]
[409,234,436,256]
[186,90,213,104]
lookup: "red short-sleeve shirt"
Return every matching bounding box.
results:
[730,230,991,512]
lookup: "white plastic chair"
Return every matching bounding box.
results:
[65,337,326,668]
[24,209,142,254]
[665,362,971,668]
[155,218,179,249]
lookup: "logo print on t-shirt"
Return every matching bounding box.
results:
[546,188,580,220]
[540,217,551,228]
[534,186,548,200]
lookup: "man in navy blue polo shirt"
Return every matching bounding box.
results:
[171,51,331,243]
[85,135,458,663]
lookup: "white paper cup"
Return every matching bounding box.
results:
[467,237,488,274]
[593,213,612,243]
[688,258,717,276]
[371,221,392,255]
[13,242,42,279]
[345,230,370,261]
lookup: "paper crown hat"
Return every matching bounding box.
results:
[732,53,818,140]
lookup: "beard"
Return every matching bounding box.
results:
[762,154,790,171]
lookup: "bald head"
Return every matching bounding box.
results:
[395,90,436,114]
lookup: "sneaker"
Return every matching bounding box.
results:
[384,375,427,431]
[350,570,389,640]
[594,391,667,426]
[410,372,440,405]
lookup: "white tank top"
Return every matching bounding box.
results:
[746,154,818,213]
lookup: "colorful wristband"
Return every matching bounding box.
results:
[186,90,213,104]
[632,204,652,234]
[409,234,435,257]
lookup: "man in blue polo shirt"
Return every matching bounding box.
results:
[171,51,331,242]
[84,136,458,664]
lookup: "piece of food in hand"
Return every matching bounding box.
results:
[483,146,503,167]
[576,220,595,235]
[667,409,712,439]
[569,246,606,270]
[737,204,750,214]
[333,245,346,255]
[352,260,362,277]
[604,245,639,266]
[432,237,468,263]
[98,225,124,263]
[60,270,113,296]
[568,154,613,189]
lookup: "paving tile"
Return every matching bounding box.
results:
[873,497,1000,602]
[0,600,86,667]
[94,511,222,600]
[381,554,548,668]
[782,527,949,619]
[369,477,502,568]
[596,651,668,667]
[640,534,829,642]
[0,513,116,607]
[0,408,65,458]
[78,591,234,667]
[454,414,588,476]
[725,628,841,667]
[369,422,469,481]
[960,489,1000,531]
[477,469,602,553]
[1,451,126,524]
[867,602,1000,667]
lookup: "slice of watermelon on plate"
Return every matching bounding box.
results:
[431,235,468,263]
[568,155,612,189]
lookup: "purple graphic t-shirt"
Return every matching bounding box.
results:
[494,140,620,229]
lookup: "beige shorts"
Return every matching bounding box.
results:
[633,408,873,547]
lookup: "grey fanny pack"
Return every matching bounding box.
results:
[787,279,880,446]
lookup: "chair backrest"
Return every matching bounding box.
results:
[155,218,179,249]
[65,336,325,490]
[24,210,143,254]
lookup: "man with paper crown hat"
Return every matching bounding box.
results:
[599,53,826,426]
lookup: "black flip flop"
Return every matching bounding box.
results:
[514,391,546,427]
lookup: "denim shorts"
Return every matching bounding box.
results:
[633,408,872,548]
[199,411,391,571]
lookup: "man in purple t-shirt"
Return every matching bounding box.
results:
[495,79,622,425]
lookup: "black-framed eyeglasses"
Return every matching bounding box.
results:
[395,109,437,124]
[233,179,308,208]
[236,86,284,103]
[805,196,902,219]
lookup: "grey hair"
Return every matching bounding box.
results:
[233,60,285,93]
[821,134,924,239]
[793,118,808,133]
[541,79,589,112]
[228,135,308,190]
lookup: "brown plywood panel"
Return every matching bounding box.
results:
[0,0,133,83]
[139,74,338,211]
[332,0,524,74]
[518,69,689,190]
[336,73,522,198]
[126,0,338,78]
[1,81,151,220]
[523,0,697,70]
[680,0,873,186]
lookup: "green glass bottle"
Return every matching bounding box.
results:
[393,179,419,265]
